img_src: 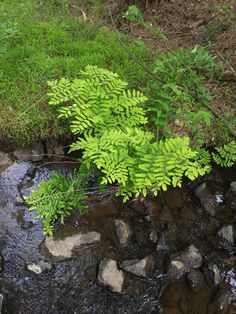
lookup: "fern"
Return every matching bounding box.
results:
[212,141,236,167]
[70,128,208,202]
[25,171,87,235]
[48,65,148,135]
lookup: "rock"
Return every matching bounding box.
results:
[156,234,169,251]
[15,195,24,204]
[163,189,182,209]
[120,257,148,277]
[187,270,204,292]
[21,221,34,230]
[98,258,124,293]
[114,219,132,246]
[0,151,12,171]
[195,183,217,216]
[167,245,202,280]
[229,182,236,194]
[149,230,158,243]
[45,231,101,258]
[0,294,3,314]
[217,225,234,246]
[46,139,64,159]
[27,260,52,274]
[206,263,221,286]
[13,142,44,162]
[159,206,173,222]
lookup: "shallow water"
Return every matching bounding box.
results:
[0,162,236,313]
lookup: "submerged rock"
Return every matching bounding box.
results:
[217,225,234,246]
[187,269,204,292]
[114,219,132,246]
[195,182,217,216]
[27,260,52,274]
[120,257,148,277]
[45,231,101,258]
[13,142,44,162]
[206,263,221,286]
[168,245,202,280]
[98,258,124,293]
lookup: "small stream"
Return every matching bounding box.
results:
[0,158,236,313]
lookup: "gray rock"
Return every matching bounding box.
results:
[27,260,52,274]
[15,195,24,204]
[149,230,158,243]
[45,231,101,258]
[46,139,64,159]
[98,258,124,293]
[187,269,204,292]
[217,225,234,246]
[229,182,236,194]
[195,183,217,216]
[114,219,132,246]
[168,245,202,280]
[0,151,12,171]
[207,263,221,286]
[0,294,3,314]
[13,142,44,162]
[156,234,169,251]
[120,257,148,277]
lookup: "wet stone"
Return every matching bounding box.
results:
[15,195,24,204]
[45,231,101,258]
[159,206,173,222]
[187,269,204,292]
[27,260,52,274]
[0,151,13,171]
[114,219,132,246]
[195,182,217,216]
[156,234,169,252]
[13,142,44,162]
[229,182,236,194]
[46,139,64,159]
[21,221,34,230]
[120,257,148,277]
[98,258,124,293]
[206,263,221,286]
[217,225,234,246]
[149,230,158,244]
[168,245,202,280]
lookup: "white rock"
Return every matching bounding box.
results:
[27,260,52,274]
[98,258,124,293]
[45,231,101,258]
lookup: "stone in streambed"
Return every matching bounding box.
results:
[45,231,101,258]
[98,258,124,293]
[0,151,13,171]
[13,142,44,162]
[120,257,148,277]
[27,260,52,274]
[187,269,204,292]
[195,182,217,216]
[167,245,202,280]
[217,225,234,246]
[114,219,132,246]
[0,294,3,314]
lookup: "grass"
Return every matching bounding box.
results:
[0,0,152,147]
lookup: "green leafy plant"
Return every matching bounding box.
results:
[71,129,208,201]
[26,171,87,235]
[147,46,218,142]
[212,141,236,167]
[123,5,144,24]
[48,65,148,135]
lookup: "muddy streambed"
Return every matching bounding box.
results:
[0,158,236,313]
